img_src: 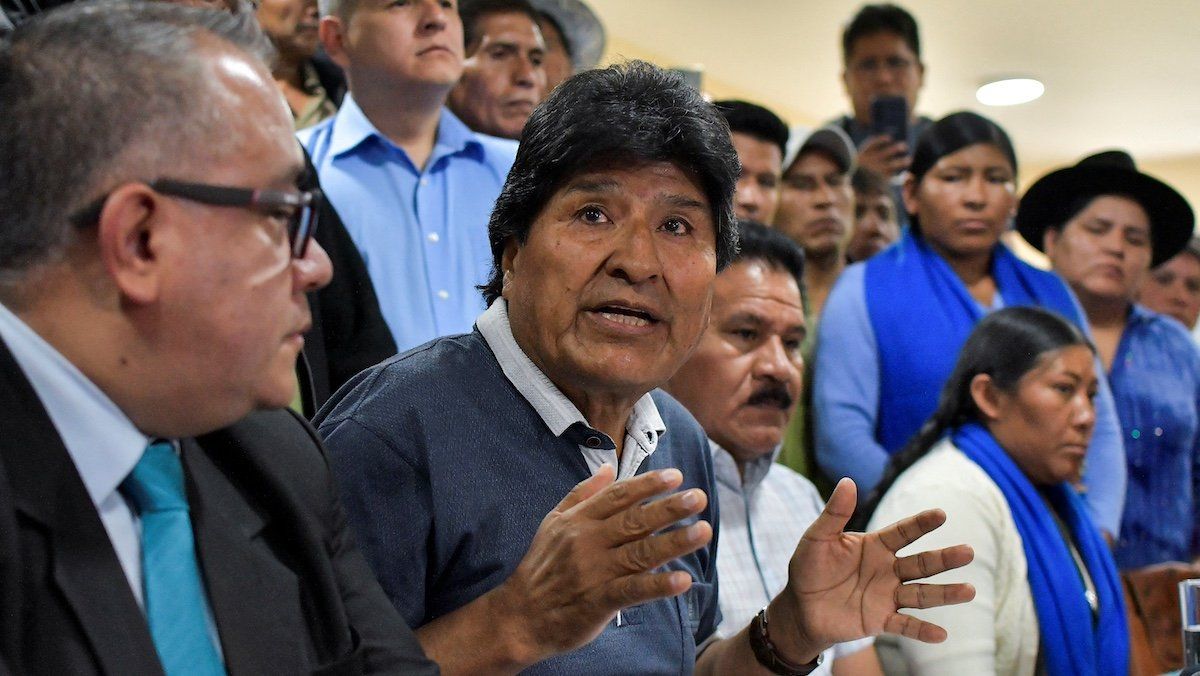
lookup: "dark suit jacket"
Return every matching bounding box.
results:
[0,338,437,675]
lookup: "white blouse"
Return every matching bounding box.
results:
[867,440,1040,675]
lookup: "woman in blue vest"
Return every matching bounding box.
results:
[859,306,1128,675]
[811,111,1127,536]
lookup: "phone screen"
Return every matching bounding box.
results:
[870,96,909,143]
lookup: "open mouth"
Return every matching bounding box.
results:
[591,304,661,328]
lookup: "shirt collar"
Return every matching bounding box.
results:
[0,303,148,508]
[709,438,779,496]
[1128,303,1155,326]
[329,94,484,163]
[477,299,665,446]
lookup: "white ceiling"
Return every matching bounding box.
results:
[588,0,1200,169]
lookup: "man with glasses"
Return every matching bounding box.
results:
[831,3,930,221]
[0,3,436,673]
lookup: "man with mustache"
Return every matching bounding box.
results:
[318,61,975,675]
[447,0,546,140]
[664,220,883,675]
[301,0,519,352]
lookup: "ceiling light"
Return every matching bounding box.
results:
[976,78,1044,106]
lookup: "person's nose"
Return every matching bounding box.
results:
[294,238,333,293]
[752,335,801,383]
[735,180,761,219]
[605,220,663,286]
[415,0,450,34]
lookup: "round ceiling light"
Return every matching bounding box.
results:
[975,78,1045,106]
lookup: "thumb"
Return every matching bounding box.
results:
[803,477,857,542]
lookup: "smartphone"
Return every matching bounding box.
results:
[870,95,909,143]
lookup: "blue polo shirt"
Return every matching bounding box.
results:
[299,96,518,352]
[315,303,721,674]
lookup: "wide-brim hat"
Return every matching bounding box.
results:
[527,0,606,72]
[1016,150,1194,267]
[783,125,857,175]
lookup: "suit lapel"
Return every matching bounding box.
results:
[0,338,163,675]
[184,436,307,674]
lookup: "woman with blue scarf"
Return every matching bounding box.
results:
[811,111,1127,537]
[859,306,1128,675]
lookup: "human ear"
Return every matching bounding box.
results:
[900,174,919,219]
[1042,227,1061,259]
[499,238,520,299]
[319,16,350,71]
[95,183,164,305]
[969,373,1004,421]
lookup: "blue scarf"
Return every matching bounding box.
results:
[865,230,1082,452]
[953,422,1128,676]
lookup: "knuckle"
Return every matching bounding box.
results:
[618,507,647,536]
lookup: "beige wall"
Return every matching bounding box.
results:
[599,37,1199,242]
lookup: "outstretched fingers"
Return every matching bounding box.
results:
[875,508,948,553]
[803,477,858,542]
[893,544,974,582]
[882,612,949,644]
[894,581,976,612]
[555,463,617,513]
[573,468,685,521]
[603,569,695,610]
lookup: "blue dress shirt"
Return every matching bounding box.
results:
[299,95,518,351]
[813,263,1128,535]
[1110,304,1200,567]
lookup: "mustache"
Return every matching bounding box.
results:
[746,383,793,410]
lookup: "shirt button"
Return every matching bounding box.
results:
[436,290,449,300]
[427,232,440,243]
[419,177,430,186]
[585,436,602,448]
[1154,427,1164,437]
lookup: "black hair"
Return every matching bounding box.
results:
[459,0,540,53]
[714,99,789,160]
[910,111,1016,185]
[851,166,889,197]
[905,111,1017,235]
[851,306,1094,529]
[842,3,920,63]
[734,219,807,312]
[480,60,740,304]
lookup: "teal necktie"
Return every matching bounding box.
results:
[121,441,227,676]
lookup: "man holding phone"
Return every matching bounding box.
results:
[831,3,931,224]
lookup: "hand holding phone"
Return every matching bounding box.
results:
[870,95,909,143]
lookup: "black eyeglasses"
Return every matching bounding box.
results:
[70,179,322,259]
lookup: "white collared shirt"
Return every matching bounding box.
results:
[477,299,665,480]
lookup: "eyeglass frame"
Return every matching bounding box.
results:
[69,178,322,259]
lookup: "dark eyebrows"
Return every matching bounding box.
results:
[561,178,621,197]
[663,194,708,212]
[723,312,767,327]
[561,180,707,212]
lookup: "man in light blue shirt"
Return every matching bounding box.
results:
[302,0,518,351]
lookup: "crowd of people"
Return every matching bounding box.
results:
[0,0,1197,674]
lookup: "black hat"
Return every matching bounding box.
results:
[1016,150,1194,267]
